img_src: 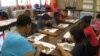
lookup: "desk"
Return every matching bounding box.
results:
[28,19,80,56]
[0,18,17,31]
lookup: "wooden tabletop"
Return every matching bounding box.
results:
[28,19,81,56]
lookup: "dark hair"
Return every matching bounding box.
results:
[46,7,52,12]
[41,14,51,20]
[70,27,86,43]
[54,12,60,18]
[63,9,68,13]
[0,11,8,19]
[96,13,100,18]
[16,14,32,27]
[81,16,93,27]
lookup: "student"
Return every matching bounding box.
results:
[36,14,57,36]
[57,27,89,56]
[0,11,8,20]
[27,23,37,37]
[91,13,100,35]
[23,10,31,17]
[60,9,68,20]
[53,12,66,24]
[81,16,99,56]
[1,14,43,56]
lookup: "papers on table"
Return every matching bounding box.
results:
[58,24,69,28]
[0,18,17,26]
[65,19,79,23]
[44,28,58,33]
[65,19,74,22]
[64,32,71,38]
[34,41,56,54]
[28,33,46,42]
[73,19,79,23]
[57,42,75,51]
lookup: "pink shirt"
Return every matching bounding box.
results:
[91,18,100,30]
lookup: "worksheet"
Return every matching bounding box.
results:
[28,33,46,42]
[34,41,56,54]
[63,32,71,38]
[57,42,75,51]
[44,28,58,33]
[58,24,69,28]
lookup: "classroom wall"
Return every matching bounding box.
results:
[57,0,83,10]
[57,0,66,9]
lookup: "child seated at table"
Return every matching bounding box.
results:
[91,13,100,36]
[53,12,67,25]
[36,14,57,36]
[57,27,90,56]
[59,9,69,20]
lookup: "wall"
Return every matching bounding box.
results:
[57,0,77,9]
[57,0,66,9]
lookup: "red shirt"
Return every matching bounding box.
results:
[84,26,99,47]
[60,14,67,19]
[0,16,3,21]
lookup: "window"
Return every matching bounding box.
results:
[0,0,51,8]
[1,0,16,6]
[18,0,31,6]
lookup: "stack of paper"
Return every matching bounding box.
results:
[64,32,71,38]
[34,41,56,54]
[58,24,69,28]
[57,42,75,51]
[28,33,46,42]
[44,28,58,33]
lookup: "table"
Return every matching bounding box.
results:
[0,18,17,31]
[28,19,80,56]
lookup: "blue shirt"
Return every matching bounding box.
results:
[36,21,52,30]
[36,21,45,30]
[1,32,36,56]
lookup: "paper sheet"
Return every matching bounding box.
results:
[58,24,69,28]
[34,41,56,54]
[65,19,79,23]
[73,19,79,23]
[28,33,46,42]
[57,42,75,51]
[64,32,71,38]
[44,28,58,33]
